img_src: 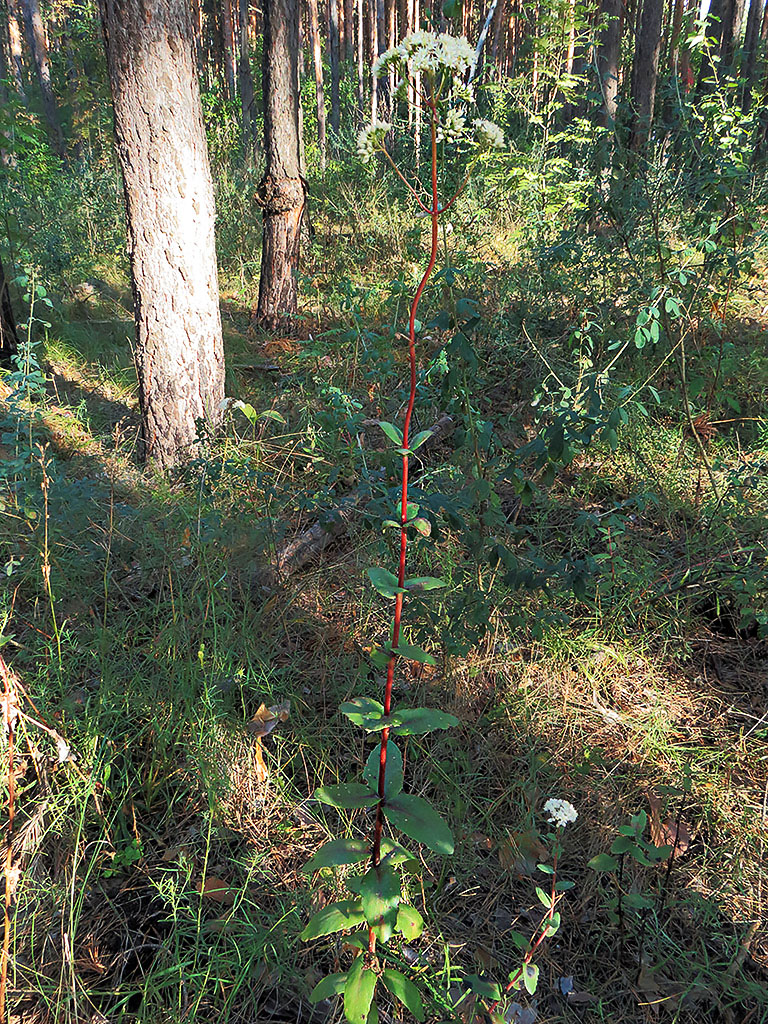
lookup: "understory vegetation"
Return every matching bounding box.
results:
[2,11,768,1024]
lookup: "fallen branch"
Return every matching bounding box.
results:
[275,412,455,576]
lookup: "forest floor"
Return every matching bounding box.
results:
[2,210,768,1024]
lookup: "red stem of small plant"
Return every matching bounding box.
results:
[0,656,16,1024]
[368,97,441,956]
[486,845,560,1013]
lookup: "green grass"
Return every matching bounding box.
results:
[2,159,768,1023]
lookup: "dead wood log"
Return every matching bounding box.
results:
[275,412,455,576]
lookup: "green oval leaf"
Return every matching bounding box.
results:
[381,969,425,1021]
[390,707,458,736]
[383,794,453,854]
[396,903,424,940]
[410,430,434,450]
[300,899,366,940]
[315,783,379,809]
[404,576,446,592]
[535,886,552,908]
[392,641,436,665]
[360,864,401,942]
[544,911,561,936]
[523,962,539,995]
[304,839,371,873]
[367,567,404,599]
[363,741,404,797]
[344,954,377,1024]
[340,697,384,728]
[587,852,619,873]
[310,971,348,1002]
[378,421,403,446]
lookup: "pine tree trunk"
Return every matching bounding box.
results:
[99,0,225,469]
[308,0,327,170]
[628,0,663,151]
[256,0,306,332]
[741,0,765,107]
[221,0,237,97]
[697,0,725,89]
[720,0,746,67]
[19,0,65,157]
[597,0,622,124]
[0,255,19,369]
[356,0,364,121]
[329,0,341,133]
[6,0,26,99]
[239,0,257,149]
[344,0,354,60]
[370,0,378,120]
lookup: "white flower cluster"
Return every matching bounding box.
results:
[356,119,392,163]
[373,30,477,80]
[544,798,578,828]
[473,118,505,150]
[437,108,466,144]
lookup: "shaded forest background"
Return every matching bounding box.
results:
[1,0,768,1022]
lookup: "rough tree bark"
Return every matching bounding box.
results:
[329,0,341,133]
[344,0,354,60]
[596,0,622,125]
[0,255,19,369]
[221,0,237,97]
[741,0,766,109]
[255,0,307,332]
[628,0,663,152]
[356,0,364,121]
[19,0,65,157]
[238,0,257,149]
[308,0,327,170]
[720,0,747,68]
[99,0,225,469]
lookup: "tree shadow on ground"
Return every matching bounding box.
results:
[2,386,766,1024]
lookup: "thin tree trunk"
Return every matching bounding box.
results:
[357,0,365,121]
[99,0,225,468]
[697,0,726,89]
[721,0,746,67]
[470,0,500,82]
[221,0,237,97]
[6,0,25,98]
[239,0,257,149]
[741,0,765,108]
[329,0,341,133]
[344,0,354,60]
[628,0,663,152]
[375,0,385,114]
[596,0,621,124]
[668,0,684,72]
[308,0,327,170]
[0,255,19,369]
[19,0,65,157]
[370,0,378,120]
[61,9,85,160]
[256,0,307,332]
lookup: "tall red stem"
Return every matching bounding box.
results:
[368,95,440,955]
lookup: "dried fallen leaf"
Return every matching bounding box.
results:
[634,966,680,1018]
[196,877,236,905]
[648,792,691,858]
[247,700,290,738]
[499,830,548,877]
